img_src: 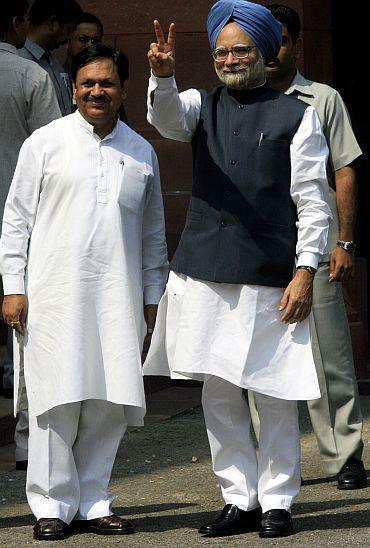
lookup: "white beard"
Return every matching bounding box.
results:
[215,53,265,90]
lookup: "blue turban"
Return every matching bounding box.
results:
[206,0,282,62]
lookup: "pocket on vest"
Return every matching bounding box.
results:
[257,139,290,182]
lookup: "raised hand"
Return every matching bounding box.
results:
[148,20,176,78]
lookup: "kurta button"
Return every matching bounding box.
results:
[221,220,227,227]
[233,130,240,136]
[224,190,231,197]
[238,105,244,109]
[230,160,236,165]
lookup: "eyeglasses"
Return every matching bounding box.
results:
[212,45,257,62]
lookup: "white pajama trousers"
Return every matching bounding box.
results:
[26,400,127,524]
[202,376,301,513]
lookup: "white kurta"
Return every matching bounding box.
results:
[0,111,168,421]
[143,75,331,400]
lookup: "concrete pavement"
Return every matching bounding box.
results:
[0,384,368,546]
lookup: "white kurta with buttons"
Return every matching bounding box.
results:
[0,111,168,420]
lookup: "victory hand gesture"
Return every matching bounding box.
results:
[148,20,175,78]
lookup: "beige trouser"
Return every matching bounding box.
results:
[249,262,364,475]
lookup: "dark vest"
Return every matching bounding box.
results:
[170,83,307,287]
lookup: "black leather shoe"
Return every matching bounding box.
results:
[198,504,262,537]
[73,514,135,535]
[337,458,368,490]
[15,460,28,471]
[259,509,293,538]
[2,387,13,399]
[33,518,69,540]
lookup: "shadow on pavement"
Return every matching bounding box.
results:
[121,509,219,533]
[108,506,370,534]
[0,502,197,530]
[0,513,34,529]
[114,502,196,516]
[295,509,370,531]
[302,469,369,486]
[301,476,336,486]
[1,502,369,535]
[294,497,370,515]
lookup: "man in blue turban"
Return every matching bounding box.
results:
[145,2,331,539]
[207,0,282,62]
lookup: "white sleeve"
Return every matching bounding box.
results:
[0,137,43,294]
[290,106,332,270]
[147,72,201,142]
[142,149,169,305]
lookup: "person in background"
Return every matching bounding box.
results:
[64,10,128,124]
[64,11,103,74]
[0,0,61,471]
[19,0,83,116]
[248,3,367,492]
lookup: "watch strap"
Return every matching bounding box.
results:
[296,265,316,275]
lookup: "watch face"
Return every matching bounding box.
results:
[339,241,356,253]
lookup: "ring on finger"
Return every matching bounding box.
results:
[9,320,21,327]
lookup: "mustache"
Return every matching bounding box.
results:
[221,67,249,73]
[86,96,109,103]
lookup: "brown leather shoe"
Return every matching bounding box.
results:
[33,518,69,540]
[74,514,135,535]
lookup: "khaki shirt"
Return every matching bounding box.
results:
[286,71,362,256]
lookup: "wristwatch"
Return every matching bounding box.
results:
[296,265,316,275]
[336,240,356,255]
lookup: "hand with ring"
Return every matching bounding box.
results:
[10,320,21,327]
[2,294,28,335]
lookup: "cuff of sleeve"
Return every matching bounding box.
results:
[296,252,320,270]
[2,274,25,295]
[144,284,164,305]
[150,72,176,90]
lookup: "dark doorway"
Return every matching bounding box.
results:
[332,3,369,259]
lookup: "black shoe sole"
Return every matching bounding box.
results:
[199,526,259,537]
[90,528,135,535]
[33,532,67,541]
[337,481,368,490]
[259,529,293,538]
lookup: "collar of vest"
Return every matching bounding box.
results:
[225,82,272,103]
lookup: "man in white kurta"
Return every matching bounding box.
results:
[0,44,168,540]
[144,2,331,539]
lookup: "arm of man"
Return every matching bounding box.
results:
[147,20,201,142]
[280,106,332,323]
[142,150,169,352]
[329,164,357,282]
[26,69,62,132]
[0,136,44,334]
[321,89,361,283]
